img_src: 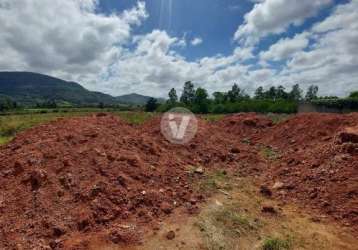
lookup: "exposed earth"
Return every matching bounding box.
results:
[0,112,357,249]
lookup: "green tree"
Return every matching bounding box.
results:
[289,84,303,101]
[193,87,209,113]
[180,81,195,105]
[266,86,277,100]
[168,88,178,104]
[98,102,105,109]
[305,85,319,101]
[254,86,265,99]
[277,85,288,99]
[349,91,358,99]
[145,98,158,112]
[213,92,227,104]
[227,83,241,102]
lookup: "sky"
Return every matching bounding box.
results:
[0,0,357,97]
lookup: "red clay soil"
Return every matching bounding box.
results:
[258,113,358,232]
[0,112,357,249]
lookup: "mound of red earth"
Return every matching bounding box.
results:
[0,115,203,249]
[0,112,357,249]
[259,113,358,232]
[0,113,266,249]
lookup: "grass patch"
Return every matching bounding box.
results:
[115,111,155,125]
[0,136,13,145]
[196,170,232,194]
[260,146,280,160]
[262,237,293,250]
[266,113,291,125]
[202,114,225,122]
[196,203,258,250]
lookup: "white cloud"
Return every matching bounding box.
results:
[191,37,203,46]
[260,32,309,61]
[0,0,147,85]
[0,0,356,99]
[273,1,358,97]
[234,0,332,46]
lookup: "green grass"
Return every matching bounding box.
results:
[261,146,280,160]
[266,113,291,125]
[115,111,155,125]
[195,202,258,250]
[0,136,13,145]
[262,237,293,250]
[196,170,232,194]
[202,114,225,122]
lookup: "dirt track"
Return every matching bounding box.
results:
[0,113,357,249]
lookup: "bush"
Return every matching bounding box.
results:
[312,98,358,110]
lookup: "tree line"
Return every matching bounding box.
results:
[146,82,329,113]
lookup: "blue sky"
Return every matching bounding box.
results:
[97,0,343,60]
[0,0,357,97]
[99,0,252,59]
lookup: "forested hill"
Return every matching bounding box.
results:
[0,72,162,107]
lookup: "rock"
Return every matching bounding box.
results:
[339,127,358,143]
[117,176,127,187]
[230,147,240,154]
[260,185,272,197]
[52,226,66,238]
[166,230,176,240]
[243,118,257,127]
[161,202,174,214]
[272,181,284,190]
[261,205,277,214]
[29,170,47,191]
[49,239,63,249]
[13,161,24,176]
[194,167,204,174]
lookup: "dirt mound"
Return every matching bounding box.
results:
[0,112,357,249]
[0,115,204,249]
[259,113,358,232]
[218,113,273,138]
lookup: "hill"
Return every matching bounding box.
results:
[0,72,120,106]
[0,72,165,107]
[116,93,164,105]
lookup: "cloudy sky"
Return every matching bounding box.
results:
[0,0,357,97]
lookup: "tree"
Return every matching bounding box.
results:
[289,84,303,101]
[145,98,158,112]
[98,102,105,109]
[168,88,178,104]
[193,87,209,113]
[266,86,277,100]
[180,81,195,105]
[305,85,319,101]
[227,83,241,102]
[213,92,227,104]
[349,91,358,99]
[254,86,265,99]
[276,85,288,99]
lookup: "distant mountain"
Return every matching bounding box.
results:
[116,93,164,105]
[0,72,152,107]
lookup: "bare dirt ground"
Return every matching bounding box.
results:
[0,112,357,249]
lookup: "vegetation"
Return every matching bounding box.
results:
[158,82,300,114]
[155,82,358,114]
[145,98,159,112]
[262,237,292,250]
